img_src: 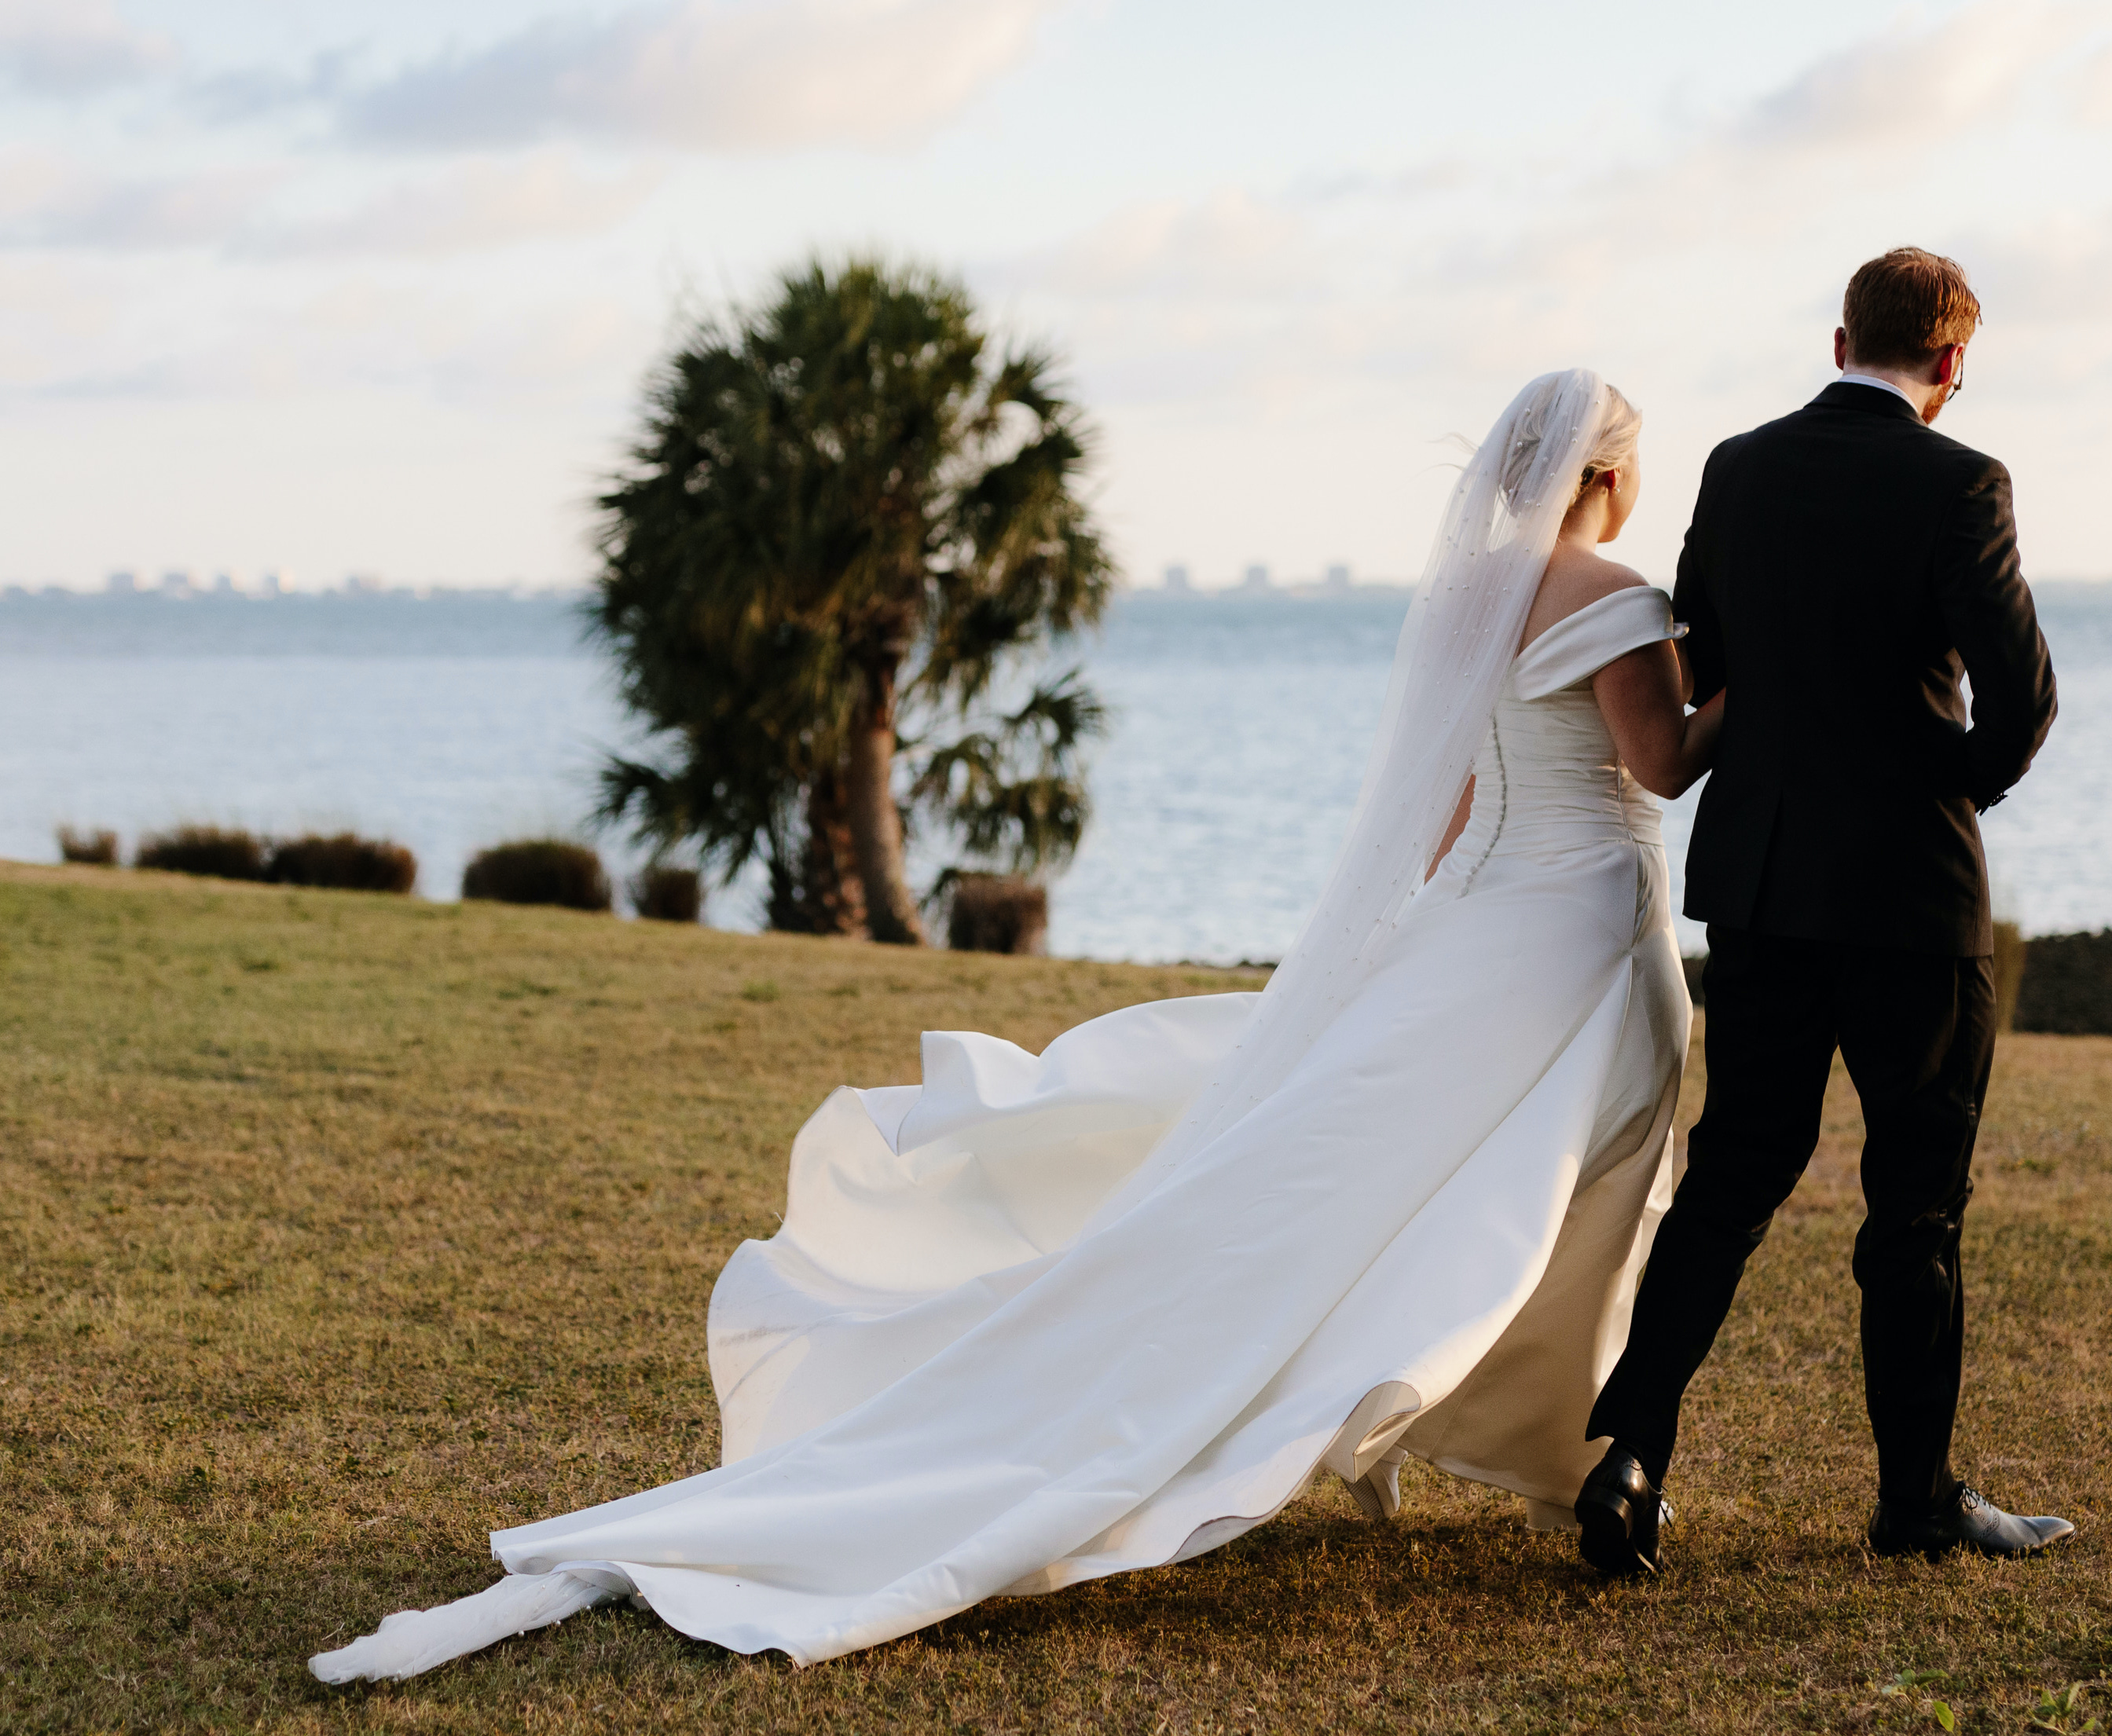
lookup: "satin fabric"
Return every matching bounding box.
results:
[312,586,1692,1681]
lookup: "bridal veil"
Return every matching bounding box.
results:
[1113,368,1620,1184]
[310,369,1650,1683]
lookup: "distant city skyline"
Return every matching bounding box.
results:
[1156,559,1376,595]
[53,562,1402,597]
[12,556,1400,597]
[9,563,1410,599]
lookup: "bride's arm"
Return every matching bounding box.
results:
[1424,778,1476,881]
[1593,642,1724,799]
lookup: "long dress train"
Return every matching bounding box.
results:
[313,584,1691,1679]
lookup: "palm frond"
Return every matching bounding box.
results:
[592,255,1117,920]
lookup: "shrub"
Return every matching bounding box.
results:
[1991,921,2026,1033]
[2015,929,2112,1036]
[462,840,611,912]
[57,826,118,866]
[267,833,417,895]
[943,873,1047,955]
[631,863,702,924]
[135,826,267,881]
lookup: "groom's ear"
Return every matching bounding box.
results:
[1834,327,1849,370]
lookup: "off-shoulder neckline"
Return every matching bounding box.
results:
[1515,584,1666,660]
[1508,586,1681,701]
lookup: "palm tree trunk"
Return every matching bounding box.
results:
[768,766,866,936]
[846,659,926,945]
[805,771,867,936]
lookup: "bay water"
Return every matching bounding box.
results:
[2,584,2105,962]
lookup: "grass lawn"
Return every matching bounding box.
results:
[4,861,2108,1734]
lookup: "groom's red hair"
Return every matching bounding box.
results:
[1842,248,1982,369]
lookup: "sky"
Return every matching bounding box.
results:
[2,0,2109,593]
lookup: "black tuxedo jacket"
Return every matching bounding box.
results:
[1673,382,2056,958]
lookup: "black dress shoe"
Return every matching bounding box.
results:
[1575,1446,1665,1577]
[1868,1485,2076,1559]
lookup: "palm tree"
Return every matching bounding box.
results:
[593,257,1116,943]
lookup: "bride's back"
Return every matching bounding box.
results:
[1502,401,1718,804]
[1523,542,1652,654]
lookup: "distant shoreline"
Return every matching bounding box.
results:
[6,576,2106,605]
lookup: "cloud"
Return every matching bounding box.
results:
[1390,0,2095,311]
[0,0,175,93]
[0,150,273,250]
[284,274,652,409]
[1968,209,2112,323]
[253,154,666,258]
[2077,44,2112,125]
[985,0,2106,427]
[1014,189,1314,302]
[336,0,1059,152]
[1289,161,1476,207]
[1736,0,2086,153]
[0,146,655,258]
[185,50,354,129]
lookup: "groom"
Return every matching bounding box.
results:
[1575,247,2064,1574]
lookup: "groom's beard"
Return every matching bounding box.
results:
[1921,382,1956,426]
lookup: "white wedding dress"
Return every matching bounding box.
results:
[313,581,1693,1681]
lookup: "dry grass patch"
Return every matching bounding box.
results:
[2,861,2107,1734]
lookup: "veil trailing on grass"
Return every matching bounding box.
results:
[1077,368,1616,1217]
[309,367,1657,1684]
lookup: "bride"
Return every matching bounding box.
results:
[314,368,1725,1682]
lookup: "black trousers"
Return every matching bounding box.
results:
[1587,926,1996,1509]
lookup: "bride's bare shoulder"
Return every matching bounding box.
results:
[1521,548,1649,647]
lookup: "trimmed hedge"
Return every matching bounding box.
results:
[57,826,118,866]
[129,826,417,892]
[135,826,267,881]
[2015,929,2112,1035]
[1683,925,2110,1036]
[462,840,611,912]
[1992,921,2027,1033]
[266,833,417,895]
[944,873,1047,955]
[631,864,702,924]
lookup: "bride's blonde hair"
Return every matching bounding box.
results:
[1497,378,1641,515]
[1571,385,1641,507]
